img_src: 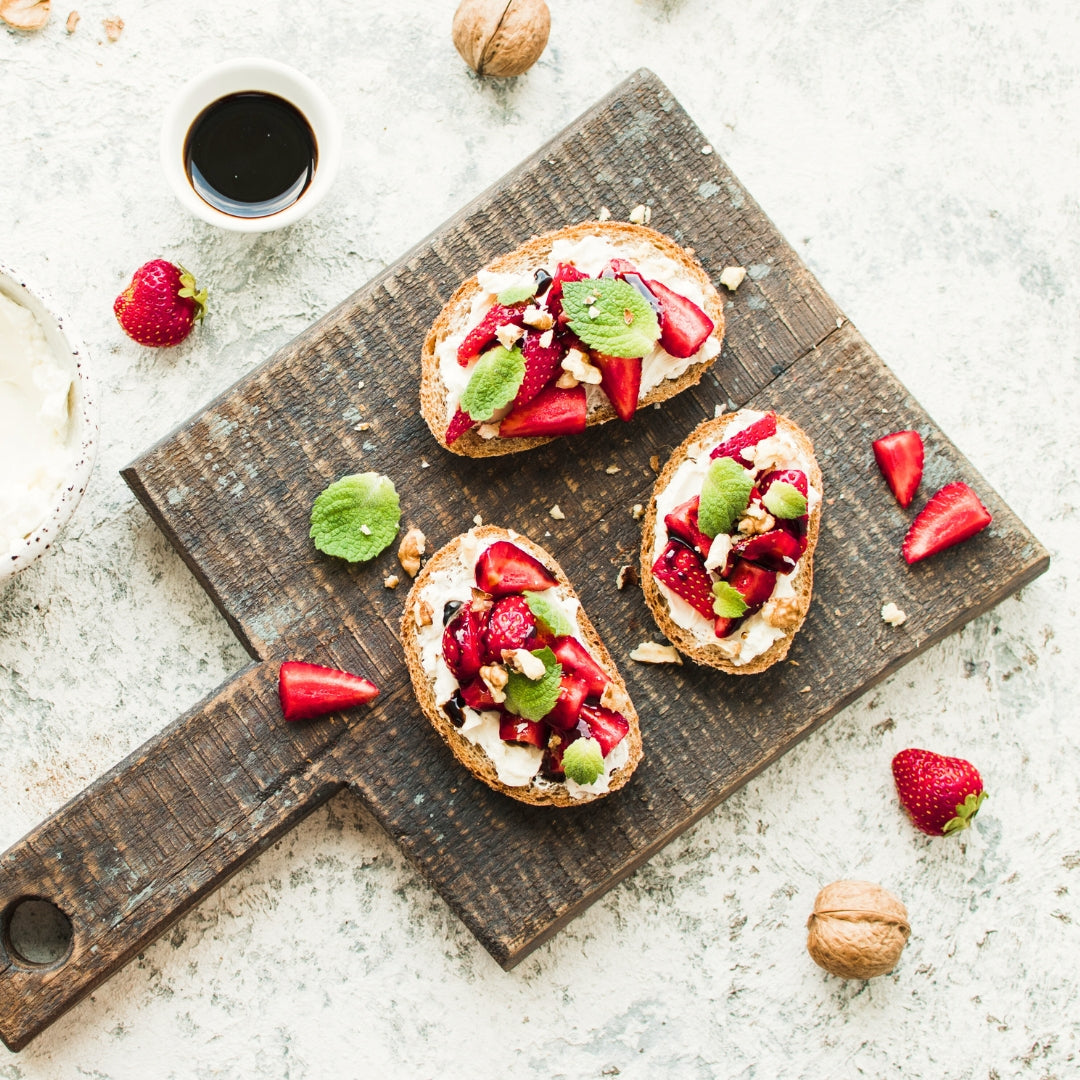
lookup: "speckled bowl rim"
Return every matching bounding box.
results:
[0,265,98,584]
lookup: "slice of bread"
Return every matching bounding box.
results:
[400,526,643,806]
[420,221,726,457]
[640,411,823,674]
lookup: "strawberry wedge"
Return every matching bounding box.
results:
[647,278,715,358]
[445,406,476,446]
[873,430,924,508]
[652,539,716,620]
[902,482,991,564]
[456,302,525,365]
[710,412,778,466]
[476,540,558,596]
[278,661,379,721]
[593,353,642,422]
[499,384,587,439]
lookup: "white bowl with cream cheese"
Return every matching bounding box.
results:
[0,266,97,583]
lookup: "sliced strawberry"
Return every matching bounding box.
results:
[475,540,558,596]
[542,725,581,779]
[513,331,564,409]
[902,482,992,564]
[551,636,609,697]
[713,615,735,639]
[459,677,498,711]
[445,406,477,446]
[577,705,630,756]
[456,302,525,365]
[646,277,714,358]
[873,430,924,508]
[498,383,587,439]
[442,606,484,682]
[278,661,379,721]
[726,559,777,612]
[732,529,802,573]
[546,673,589,731]
[710,412,778,466]
[482,594,538,662]
[499,715,547,748]
[651,539,716,620]
[663,496,712,561]
[593,353,642,422]
[759,468,808,498]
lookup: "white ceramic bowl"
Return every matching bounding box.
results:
[160,58,342,233]
[0,267,98,585]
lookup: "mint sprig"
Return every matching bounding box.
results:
[712,580,749,619]
[562,278,661,359]
[523,591,574,638]
[460,345,526,422]
[504,647,562,722]
[698,457,754,538]
[310,473,401,562]
[562,737,604,785]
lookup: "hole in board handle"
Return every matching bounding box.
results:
[2,897,74,969]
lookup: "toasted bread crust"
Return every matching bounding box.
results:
[639,413,823,674]
[420,222,726,457]
[400,526,643,805]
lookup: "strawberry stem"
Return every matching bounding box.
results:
[941,791,987,835]
[177,264,208,323]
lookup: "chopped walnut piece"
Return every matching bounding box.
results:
[495,322,524,349]
[477,423,499,439]
[615,564,638,591]
[397,527,426,578]
[383,574,400,590]
[549,504,565,520]
[470,588,494,615]
[631,503,644,520]
[102,13,122,39]
[628,204,652,225]
[561,347,602,385]
[762,595,802,629]
[504,649,546,680]
[479,663,508,703]
[413,599,433,628]
[65,8,78,31]
[538,328,554,349]
[881,602,907,626]
[555,370,579,389]
[597,205,612,221]
[630,642,682,665]
[737,504,775,535]
[1,0,50,29]
[600,682,631,713]
[523,305,554,331]
[649,455,660,472]
[719,266,747,291]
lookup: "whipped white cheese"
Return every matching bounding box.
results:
[435,232,722,425]
[414,530,629,796]
[0,292,76,560]
[651,410,821,665]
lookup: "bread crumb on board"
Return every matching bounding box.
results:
[630,642,682,665]
[881,602,907,626]
[719,266,747,291]
[549,504,565,520]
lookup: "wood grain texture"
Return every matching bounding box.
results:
[0,70,1048,1051]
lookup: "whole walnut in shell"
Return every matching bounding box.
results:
[806,880,910,980]
[452,0,550,78]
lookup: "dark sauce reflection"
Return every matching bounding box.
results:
[184,92,317,218]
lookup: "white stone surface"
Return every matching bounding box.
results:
[1,0,1078,1076]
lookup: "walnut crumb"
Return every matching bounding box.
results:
[762,595,802,629]
[477,423,499,439]
[413,600,433,628]
[523,305,554,331]
[479,664,508,703]
[397,527,426,578]
[495,322,524,349]
[719,266,747,291]
[103,15,123,39]
[881,602,907,627]
[631,503,644,520]
[360,524,372,536]
[615,564,638,591]
[549,504,565,520]
[600,682,631,713]
[649,455,660,472]
[66,10,80,32]
[538,328,554,349]
[606,465,620,475]
[504,649,546,680]
[701,144,713,155]
[383,574,400,590]
[630,642,682,665]
[555,371,579,389]
[628,204,652,225]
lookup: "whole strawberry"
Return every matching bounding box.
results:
[892,748,987,836]
[114,260,207,347]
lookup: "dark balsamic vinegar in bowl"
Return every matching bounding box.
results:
[184,92,317,219]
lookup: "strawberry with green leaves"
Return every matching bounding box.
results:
[892,748,987,836]
[114,260,207,347]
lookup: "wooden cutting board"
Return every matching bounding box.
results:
[0,70,1048,1051]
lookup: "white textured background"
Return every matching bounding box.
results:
[2,1,1078,1076]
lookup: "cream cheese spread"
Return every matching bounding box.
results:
[435,232,721,425]
[651,410,821,665]
[414,530,629,797]
[0,291,75,560]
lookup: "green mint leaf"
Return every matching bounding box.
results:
[698,457,754,538]
[496,283,537,305]
[503,647,562,722]
[762,481,807,519]
[562,736,604,785]
[310,473,401,562]
[523,591,574,638]
[460,345,526,422]
[712,580,749,619]
[562,278,661,359]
